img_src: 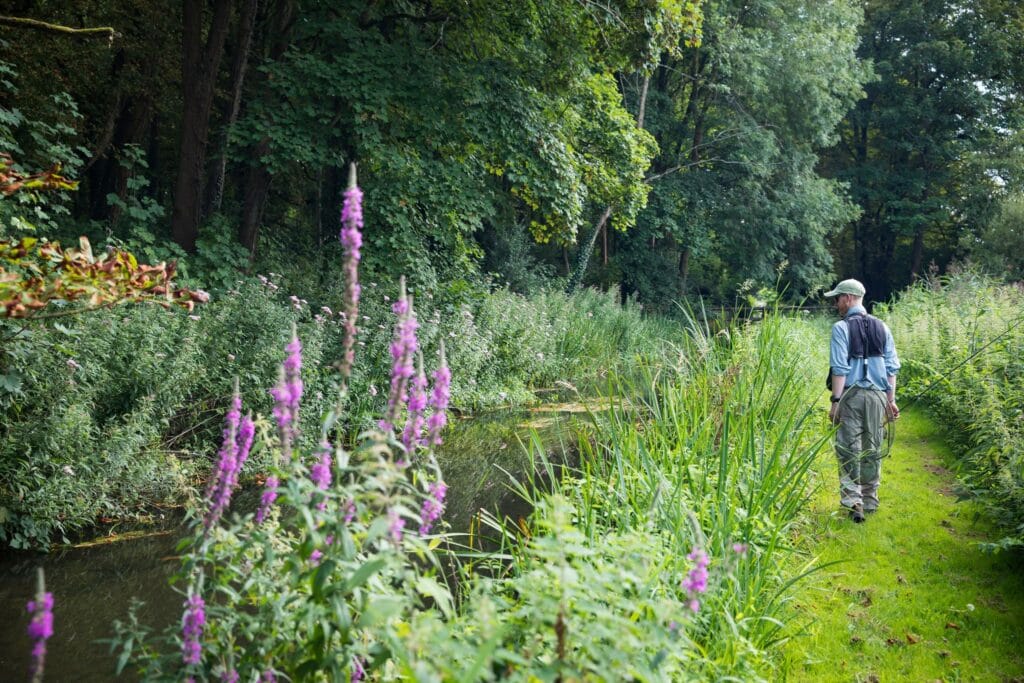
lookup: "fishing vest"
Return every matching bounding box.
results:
[826,312,886,389]
[844,312,886,360]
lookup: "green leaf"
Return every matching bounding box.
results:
[311,559,336,600]
[344,557,387,594]
[414,576,454,618]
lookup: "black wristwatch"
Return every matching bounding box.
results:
[830,396,841,403]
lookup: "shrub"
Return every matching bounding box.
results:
[884,271,1024,551]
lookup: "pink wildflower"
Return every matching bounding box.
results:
[26,573,53,682]
[419,480,448,535]
[181,593,205,667]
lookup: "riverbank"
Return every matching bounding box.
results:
[781,407,1024,681]
[0,400,586,680]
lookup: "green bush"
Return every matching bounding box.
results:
[0,280,335,548]
[1,263,684,548]
[111,325,739,681]
[884,271,1024,551]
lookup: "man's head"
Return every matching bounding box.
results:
[824,278,866,316]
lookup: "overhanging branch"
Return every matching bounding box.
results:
[0,16,117,40]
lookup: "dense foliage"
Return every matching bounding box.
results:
[822,0,1024,301]
[884,271,1024,551]
[0,278,679,549]
[110,308,829,681]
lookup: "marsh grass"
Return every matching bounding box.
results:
[476,311,836,678]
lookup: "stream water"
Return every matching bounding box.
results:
[0,403,589,681]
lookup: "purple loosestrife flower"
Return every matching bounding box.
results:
[381,280,418,433]
[204,389,242,530]
[222,670,240,683]
[343,498,356,524]
[26,570,53,683]
[681,547,710,613]
[400,364,428,455]
[426,343,451,447]
[419,480,448,535]
[261,671,277,683]
[310,441,332,490]
[270,332,303,456]
[256,476,280,524]
[351,656,366,682]
[181,593,206,667]
[338,165,363,381]
[388,509,405,544]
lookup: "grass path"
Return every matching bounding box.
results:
[781,407,1024,682]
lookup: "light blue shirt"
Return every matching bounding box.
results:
[830,305,900,392]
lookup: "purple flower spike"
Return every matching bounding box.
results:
[426,343,451,447]
[222,670,240,683]
[310,441,332,490]
[256,475,280,524]
[343,498,356,524]
[401,364,428,454]
[388,509,405,544]
[26,571,53,683]
[380,279,418,433]
[204,388,243,530]
[351,656,366,682]
[261,671,277,682]
[310,441,332,511]
[338,164,363,381]
[181,592,206,667]
[419,480,448,535]
[682,547,710,613]
[271,331,304,456]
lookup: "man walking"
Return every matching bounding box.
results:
[824,279,901,523]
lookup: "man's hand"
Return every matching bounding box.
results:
[887,399,900,422]
[829,402,841,425]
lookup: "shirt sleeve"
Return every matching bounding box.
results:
[830,321,850,376]
[883,324,900,376]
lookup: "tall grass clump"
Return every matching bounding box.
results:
[883,270,1024,551]
[503,311,830,678]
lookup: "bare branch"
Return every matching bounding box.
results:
[0,16,117,41]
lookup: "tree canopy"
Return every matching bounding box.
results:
[1,0,1021,306]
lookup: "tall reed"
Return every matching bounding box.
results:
[504,311,830,677]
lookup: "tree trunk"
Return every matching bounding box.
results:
[86,96,153,223]
[566,207,613,294]
[566,73,653,294]
[237,0,297,258]
[205,0,258,216]
[909,228,925,281]
[679,246,690,298]
[239,143,271,257]
[171,0,231,253]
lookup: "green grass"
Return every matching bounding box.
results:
[781,407,1024,682]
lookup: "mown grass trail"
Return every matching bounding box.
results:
[782,407,1024,682]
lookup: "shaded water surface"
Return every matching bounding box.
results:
[0,402,590,680]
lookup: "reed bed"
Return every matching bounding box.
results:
[491,311,831,678]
